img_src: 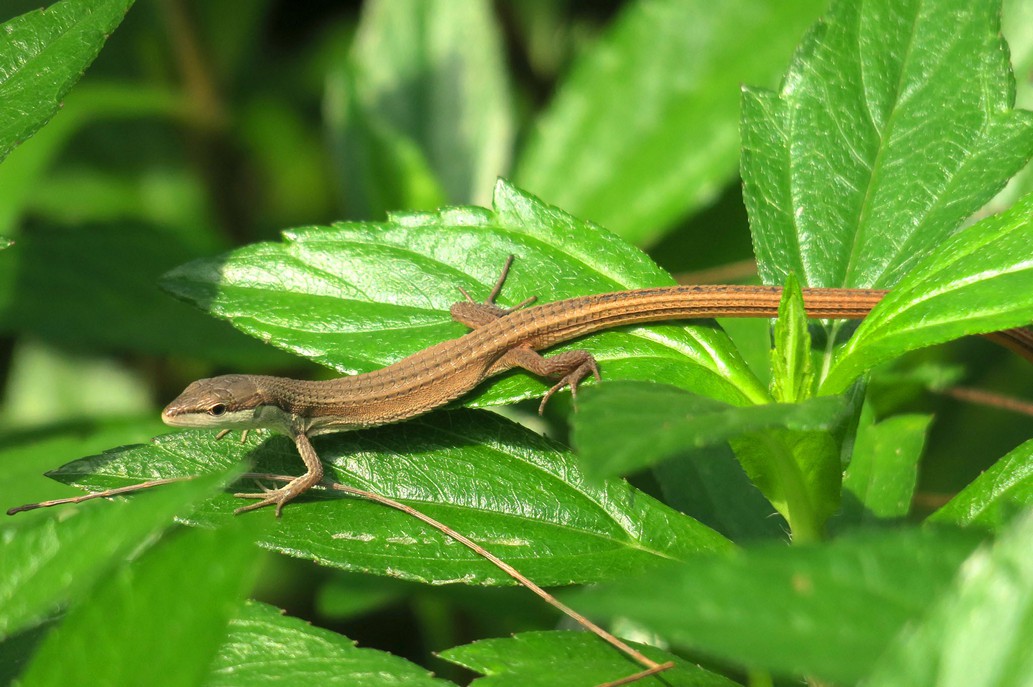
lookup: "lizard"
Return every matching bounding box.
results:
[161,256,1033,515]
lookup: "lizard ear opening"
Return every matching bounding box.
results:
[209,403,227,416]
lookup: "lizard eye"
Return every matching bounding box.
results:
[209,403,227,416]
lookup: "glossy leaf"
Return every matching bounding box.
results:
[570,528,984,684]
[49,410,729,586]
[162,180,767,406]
[822,193,1033,394]
[839,409,930,527]
[0,0,134,163]
[571,381,846,479]
[439,630,736,687]
[208,601,449,686]
[327,0,512,214]
[866,511,1033,686]
[18,518,258,687]
[515,0,825,244]
[0,473,224,639]
[742,0,1033,289]
[929,439,1033,532]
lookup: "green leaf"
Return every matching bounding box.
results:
[327,71,447,218]
[573,381,848,479]
[572,381,857,540]
[315,572,553,633]
[0,621,49,686]
[866,510,1033,686]
[988,0,1033,212]
[515,0,826,245]
[929,439,1033,532]
[653,443,787,543]
[570,528,984,684]
[742,0,1033,289]
[18,518,258,687]
[0,472,224,640]
[439,630,737,687]
[2,340,151,427]
[839,409,930,527]
[49,410,729,586]
[327,0,512,215]
[315,573,414,620]
[0,82,185,237]
[0,0,135,163]
[0,222,291,365]
[770,273,812,403]
[821,193,1033,394]
[162,180,767,406]
[208,601,449,686]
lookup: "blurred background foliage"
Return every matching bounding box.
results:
[0,0,1030,675]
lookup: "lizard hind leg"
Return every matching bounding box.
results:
[451,255,537,329]
[494,346,601,414]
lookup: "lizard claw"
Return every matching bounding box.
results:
[233,487,294,517]
[537,359,601,414]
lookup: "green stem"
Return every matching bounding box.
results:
[817,320,845,387]
[762,434,821,544]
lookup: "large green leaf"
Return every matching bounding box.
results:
[515,0,825,245]
[570,528,983,684]
[821,193,1033,394]
[327,0,513,215]
[866,511,1033,686]
[162,180,767,406]
[929,439,1033,532]
[49,410,729,586]
[439,631,736,687]
[0,473,224,640]
[0,0,134,163]
[18,518,257,687]
[208,601,450,686]
[742,0,1033,290]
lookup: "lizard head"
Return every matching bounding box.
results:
[162,375,287,431]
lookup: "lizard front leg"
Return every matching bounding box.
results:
[234,430,324,516]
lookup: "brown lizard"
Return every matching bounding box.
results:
[161,257,1033,515]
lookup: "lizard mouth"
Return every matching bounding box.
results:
[160,404,184,425]
[160,403,206,427]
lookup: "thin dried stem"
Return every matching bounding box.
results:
[8,472,673,685]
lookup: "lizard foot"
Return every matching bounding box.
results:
[233,485,302,517]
